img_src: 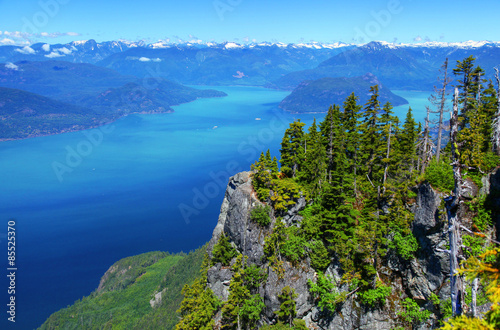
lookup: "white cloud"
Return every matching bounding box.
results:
[5,62,19,70]
[0,38,15,45]
[45,51,65,58]
[42,44,50,52]
[15,46,36,54]
[56,47,72,55]
[138,57,161,62]
[4,31,29,39]
[414,36,423,42]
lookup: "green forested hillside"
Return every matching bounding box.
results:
[40,246,206,330]
[0,87,98,140]
[279,74,408,113]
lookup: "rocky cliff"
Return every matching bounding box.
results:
[202,170,497,329]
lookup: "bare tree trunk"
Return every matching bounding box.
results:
[446,87,465,317]
[436,58,450,161]
[493,68,500,155]
[471,277,479,317]
[353,149,358,196]
[383,123,391,195]
[421,106,431,175]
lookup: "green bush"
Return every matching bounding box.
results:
[308,240,330,271]
[397,297,431,325]
[358,281,391,307]
[250,204,272,227]
[468,196,493,232]
[308,272,346,312]
[243,264,268,290]
[281,226,308,265]
[212,233,237,266]
[391,232,419,260]
[424,158,454,192]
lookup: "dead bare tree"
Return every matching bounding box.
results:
[429,58,451,161]
[492,68,500,155]
[445,87,465,317]
[419,106,435,174]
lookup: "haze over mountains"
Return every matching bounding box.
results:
[2,39,500,88]
[2,39,500,139]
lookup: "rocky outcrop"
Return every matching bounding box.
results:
[206,173,458,329]
[409,183,449,301]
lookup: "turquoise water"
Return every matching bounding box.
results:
[0,86,431,329]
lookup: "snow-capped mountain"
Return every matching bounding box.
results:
[1,39,499,89]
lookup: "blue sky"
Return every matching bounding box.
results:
[0,0,499,45]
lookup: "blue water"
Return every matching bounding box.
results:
[0,86,431,329]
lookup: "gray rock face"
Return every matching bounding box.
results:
[262,261,316,320]
[206,172,456,329]
[207,263,233,301]
[488,168,500,236]
[409,183,449,302]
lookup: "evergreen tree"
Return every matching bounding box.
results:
[396,107,418,179]
[221,255,251,330]
[360,85,381,182]
[280,120,306,178]
[341,93,362,195]
[275,286,298,326]
[212,233,237,266]
[453,55,477,128]
[302,118,326,194]
[176,257,221,330]
[377,102,398,193]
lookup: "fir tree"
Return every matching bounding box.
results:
[275,286,298,326]
[280,120,306,178]
[341,93,362,195]
[302,118,326,194]
[360,85,381,182]
[396,107,418,178]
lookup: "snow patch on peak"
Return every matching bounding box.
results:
[224,42,243,49]
[71,40,89,46]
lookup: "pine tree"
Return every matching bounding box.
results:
[342,93,362,195]
[176,257,221,330]
[221,255,252,330]
[453,55,477,128]
[275,286,298,326]
[302,118,326,194]
[360,85,381,182]
[396,107,418,177]
[280,120,306,178]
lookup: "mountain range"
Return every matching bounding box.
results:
[2,39,500,89]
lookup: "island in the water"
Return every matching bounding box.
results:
[279,73,408,113]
